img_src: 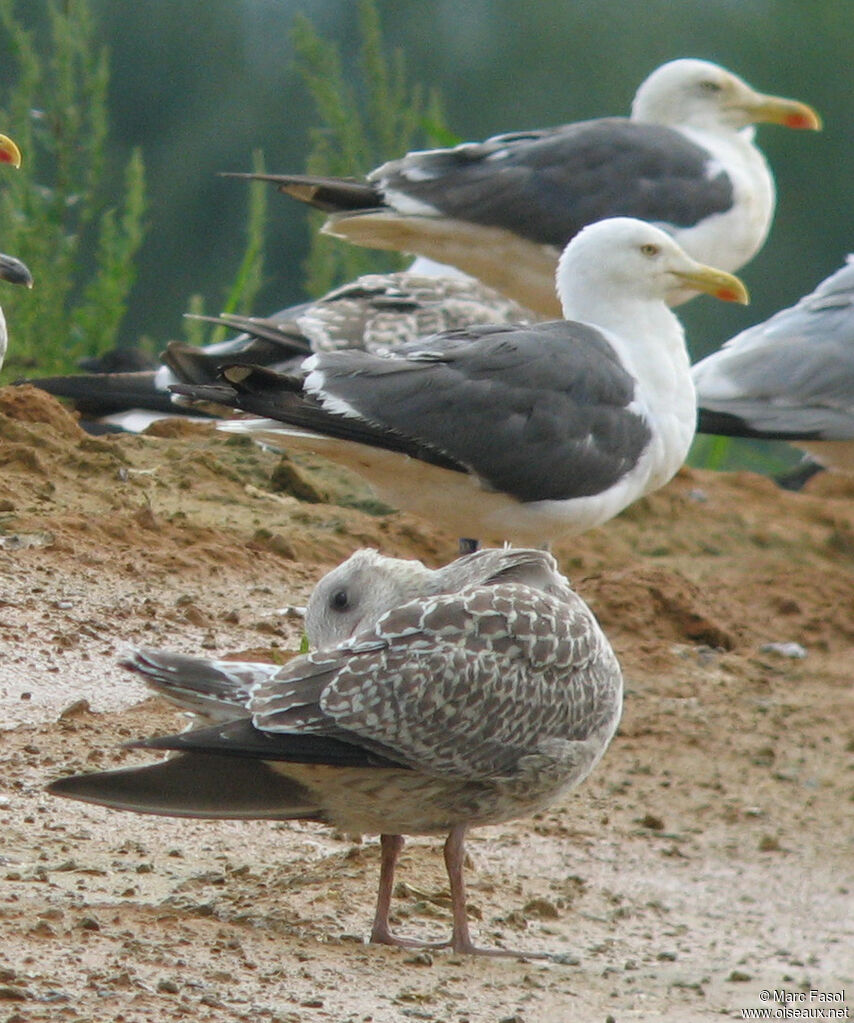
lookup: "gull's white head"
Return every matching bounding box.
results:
[555,217,749,319]
[631,59,821,133]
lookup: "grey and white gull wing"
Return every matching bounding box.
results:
[19,271,532,427]
[49,546,622,957]
[231,59,819,316]
[173,218,748,545]
[694,255,854,476]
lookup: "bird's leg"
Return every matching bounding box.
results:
[443,824,553,959]
[370,833,406,946]
[774,455,825,492]
[370,834,454,949]
[443,823,478,953]
[369,827,555,956]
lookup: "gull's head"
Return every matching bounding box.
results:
[557,217,749,316]
[305,548,433,649]
[632,59,821,132]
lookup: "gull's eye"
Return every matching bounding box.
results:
[640,243,660,257]
[330,589,350,611]
[699,79,723,93]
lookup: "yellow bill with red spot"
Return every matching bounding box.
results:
[673,263,750,305]
[0,134,22,169]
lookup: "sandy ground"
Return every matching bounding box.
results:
[0,385,851,1023]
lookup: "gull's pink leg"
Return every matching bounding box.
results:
[370,833,406,945]
[444,824,551,958]
[370,833,453,950]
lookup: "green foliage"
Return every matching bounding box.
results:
[292,0,450,296]
[688,435,801,476]
[182,149,268,347]
[0,0,147,379]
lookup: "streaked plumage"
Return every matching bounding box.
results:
[21,271,532,426]
[49,547,622,956]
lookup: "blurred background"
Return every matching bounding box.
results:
[0,1,850,391]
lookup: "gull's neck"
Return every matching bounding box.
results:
[558,275,694,433]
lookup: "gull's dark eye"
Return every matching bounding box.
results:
[640,243,659,257]
[700,80,722,93]
[330,589,350,611]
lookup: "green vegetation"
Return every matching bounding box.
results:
[292,0,449,296]
[0,0,443,377]
[0,0,268,378]
[687,435,801,476]
[0,0,145,378]
[182,149,268,349]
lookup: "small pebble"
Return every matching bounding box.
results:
[728,969,751,982]
[759,642,806,659]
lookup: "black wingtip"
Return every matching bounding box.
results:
[47,752,323,820]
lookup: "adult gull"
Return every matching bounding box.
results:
[173,218,748,546]
[49,546,623,957]
[232,59,819,315]
[694,255,854,482]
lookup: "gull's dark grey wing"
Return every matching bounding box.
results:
[174,320,653,504]
[372,119,733,245]
[295,321,651,502]
[233,121,733,247]
[47,748,323,820]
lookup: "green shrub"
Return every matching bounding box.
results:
[293,0,449,296]
[0,0,146,378]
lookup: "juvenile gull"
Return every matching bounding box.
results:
[694,255,854,484]
[173,218,748,546]
[21,271,532,427]
[49,547,622,957]
[108,547,580,723]
[232,59,819,315]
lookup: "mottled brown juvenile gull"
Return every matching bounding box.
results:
[231,59,819,315]
[694,255,854,483]
[21,271,532,428]
[117,547,568,723]
[48,547,622,957]
[172,218,748,546]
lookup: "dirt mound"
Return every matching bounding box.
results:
[1,386,851,1022]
